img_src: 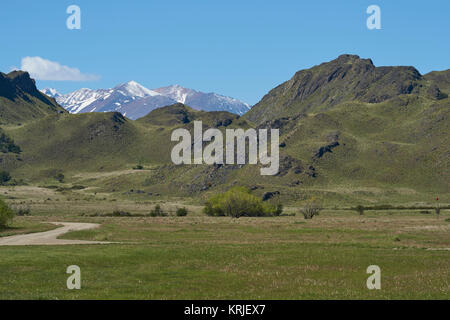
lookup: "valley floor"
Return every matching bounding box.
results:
[0,186,448,299]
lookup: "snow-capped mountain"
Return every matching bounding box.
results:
[154,85,251,115]
[117,80,160,98]
[45,81,251,120]
[57,87,110,114]
[40,88,61,98]
[54,81,176,119]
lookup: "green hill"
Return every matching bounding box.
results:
[0,104,242,183]
[136,103,240,127]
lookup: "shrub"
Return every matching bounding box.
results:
[150,204,167,217]
[203,187,281,218]
[0,199,14,228]
[54,173,64,183]
[133,164,144,170]
[0,131,21,154]
[112,210,131,217]
[299,202,321,219]
[176,207,188,217]
[274,204,283,216]
[10,204,31,216]
[0,171,11,185]
[435,207,441,216]
[355,205,365,215]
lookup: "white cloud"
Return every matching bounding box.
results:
[20,56,100,81]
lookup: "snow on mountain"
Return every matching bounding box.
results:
[50,81,251,120]
[116,80,160,98]
[40,88,61,98]
[113,95,179,120]
[56,87,112,114]
[54,81,170,119]
[154,85,251,115]
[153,84,192,104]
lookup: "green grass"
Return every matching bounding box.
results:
[0,212,448,299]
[1,242,448,299]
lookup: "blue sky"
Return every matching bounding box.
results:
[0,0,448,105]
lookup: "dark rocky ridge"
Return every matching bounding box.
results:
[0,71,66,124]
[1,71,57,106]
[244,54,433,125]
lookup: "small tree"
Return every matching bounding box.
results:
[435,197,440,219]
[435,206,440,219]
[300,202,321,219]
[355,205,365,216]
[10,204,31,216]
[176,207,188,217]
[274,204,283,216]
[0,199,14,228]
[150,204,167,217]
[203,187,281,218]
[54,173,64,183]
[0,171,11,185]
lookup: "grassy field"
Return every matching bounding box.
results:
[0,185,448,300]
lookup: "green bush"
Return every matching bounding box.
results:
[274,204,283,216]
[299,202,321,219]
[0,131,21,154]
[10,204,31,216]
[112,210,131,217]
[176,207,188,217]
[54,173,64,183]
[0,171,11,185]
[150,204,167,217]
[71,185,85,190]
[204,187,282,218]
[0,199,14,228]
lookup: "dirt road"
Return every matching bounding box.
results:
[0,222,110,246]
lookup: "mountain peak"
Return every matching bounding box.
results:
[40,88,61,98]
[336,54,371,63]
[153,85,250,115]
[5,70,38,94]
[245,54,426,124]
[115,80,160,98]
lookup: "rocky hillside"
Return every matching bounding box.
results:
[244,54,448,124]
[0,71,66,124]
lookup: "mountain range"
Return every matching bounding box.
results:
[41,82,250,119]
[1,54,448,205]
